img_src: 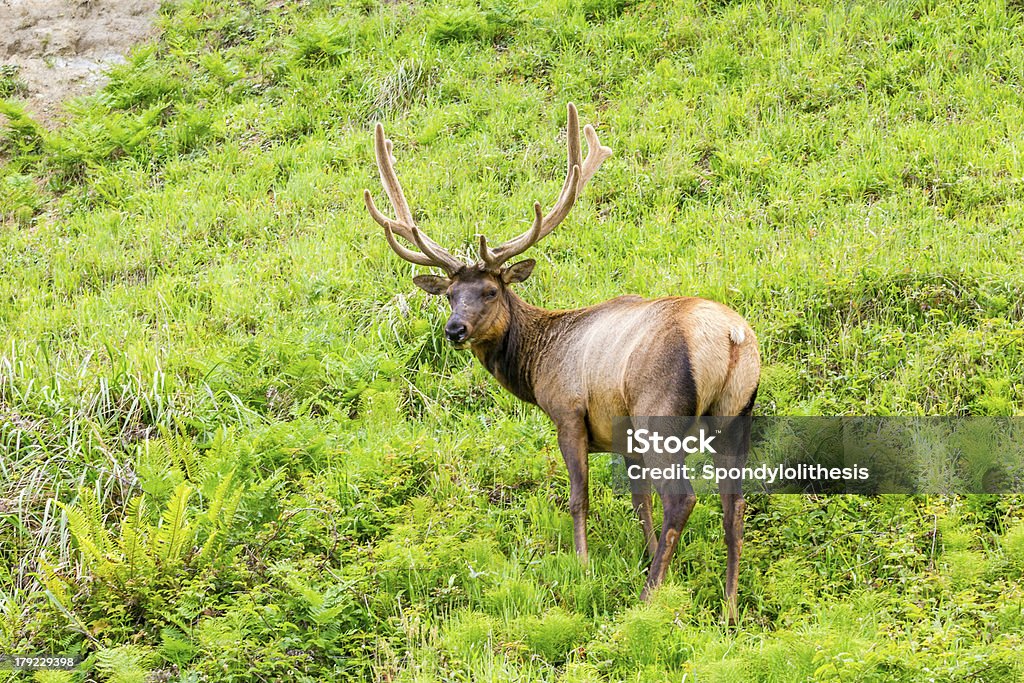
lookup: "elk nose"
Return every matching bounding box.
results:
[445,321,468,343]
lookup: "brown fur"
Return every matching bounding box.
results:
[466,290,760,441]
[435,270,760,624]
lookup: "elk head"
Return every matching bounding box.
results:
[364,103,612,349]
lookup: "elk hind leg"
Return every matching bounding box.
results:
[625,454,658,560]
[640,480,696,601]
[712,385,757,625]
[719,486,745,625]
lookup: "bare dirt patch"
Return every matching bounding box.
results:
[1,0,160,124]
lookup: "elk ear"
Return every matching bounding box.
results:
[501,259,535,284]
[413,274,451,295]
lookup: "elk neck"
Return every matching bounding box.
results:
[470,290,564,406]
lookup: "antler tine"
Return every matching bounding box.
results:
[363,189,398,233]
[380,218,439,268]
[479,202,543,265]
[365,190,442,267]
[581,123,613,187]
[367,123,462,274]
[480,103,612,269]
[374,124,415,230]
[410,225,461,272]
[563,102,583,198]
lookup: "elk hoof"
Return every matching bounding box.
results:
[724,598,739,626]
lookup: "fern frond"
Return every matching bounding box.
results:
[220,486,244,531]
[193,528,222,568]
[205,469,234,524]
[285,574,326,610]
[171,431,201,481]
[310,602,349,625]
[58,497,115,574]
[152,483,194,565]
[95,644,155,683]
[117,495,150,579]
[36,555,72,607]
[194,469,246,568]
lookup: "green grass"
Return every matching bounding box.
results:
[1,0,1023,680]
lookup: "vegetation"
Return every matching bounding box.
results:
[1,0,1023,680]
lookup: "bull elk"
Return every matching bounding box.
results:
[364,104,760,623]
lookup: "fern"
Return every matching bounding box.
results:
[0,100,46,155]
[168,429,201,482]
[117,496,148,578]
[158,626,198,666]
[58,493,115,578]
[193,528,223,569]
[59,504,106,566]
[152,483,194,565]
[35,555,72,607]
[61,477,242,593]
[204,469,236,524]
[310,601,350,626]
[194,471,242,567]
[94,644,155,683]
[284,573,355,631]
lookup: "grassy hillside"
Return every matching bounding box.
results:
[2,0,1023,680]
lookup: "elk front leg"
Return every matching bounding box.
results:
[556,418,590,563]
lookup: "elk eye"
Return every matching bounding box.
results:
[484,288,498,300]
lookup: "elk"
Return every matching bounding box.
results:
[364,104,760,623]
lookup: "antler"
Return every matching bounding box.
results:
[478,102,612,270]
[364,123,463,275]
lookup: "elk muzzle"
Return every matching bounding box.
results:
[444,318,471,348]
